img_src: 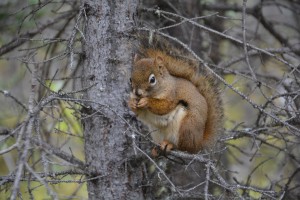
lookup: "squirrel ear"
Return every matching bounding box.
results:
[133,54,141,63]
[155,56,164,66]
[156,56,167,76]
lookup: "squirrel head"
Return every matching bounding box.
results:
[130,55,170,99]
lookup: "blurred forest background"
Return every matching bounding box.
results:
[0,0,299,199]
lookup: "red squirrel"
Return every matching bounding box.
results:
[128,39,223,155]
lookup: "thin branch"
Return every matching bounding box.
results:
[133,137,181,195]
[204,162,210,200]
[142,8,298,70]
[30,136,86,170]
[0,90,28,111]
[0,11,76,56]
[24,162,58,200]
[242,0,257,80]
[11,63,38,200]
[202,1,299,55]
[10,118,33,200]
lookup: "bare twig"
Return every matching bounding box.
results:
[142,8,298,70]
[10,64,39,200]
[242,0,257,80]
[0,90,28,111]
[0,12,76,56]
[24,162,58,200]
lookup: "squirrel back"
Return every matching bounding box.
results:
[136,35,223,149]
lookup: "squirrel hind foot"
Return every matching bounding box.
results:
[160,140,174,152]
[151,140,174,157]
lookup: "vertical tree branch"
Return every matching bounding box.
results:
[242,0,257,80]
[11,64,38,200]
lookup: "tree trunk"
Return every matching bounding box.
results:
[82,0,143,199]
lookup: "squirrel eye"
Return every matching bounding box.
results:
[129,78,132,84]
[149,74,156,86]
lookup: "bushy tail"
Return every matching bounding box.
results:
[194,74,223,148]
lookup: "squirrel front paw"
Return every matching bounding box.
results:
[128,98,139,110]
[137,97,149,109]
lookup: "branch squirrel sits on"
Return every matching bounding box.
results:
[128,35,223,156]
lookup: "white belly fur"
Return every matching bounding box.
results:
[137,105,187,145]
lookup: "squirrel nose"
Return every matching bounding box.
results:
[135,89,143,97]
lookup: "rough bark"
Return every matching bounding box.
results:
[82,0,142,199]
